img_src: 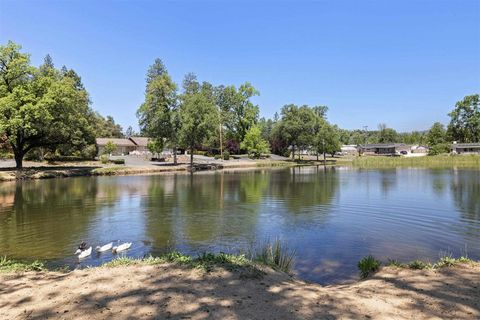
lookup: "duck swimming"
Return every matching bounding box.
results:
[96,242,113,252]
[78,246,92,259]
[74,242,88,255]
[112,242,132,253]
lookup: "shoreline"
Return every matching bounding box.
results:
[1,256,478,319]
[1,154,479,182]
[0,159,322,182]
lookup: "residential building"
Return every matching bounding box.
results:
[451,142,480,154]
[96,137,150,156]
[358,143,410,156]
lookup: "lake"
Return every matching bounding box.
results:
[0,167,479,284]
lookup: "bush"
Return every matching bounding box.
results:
[100,155,109,164]
[428,143,450,156]
[253,239,296,273]
[408,259,430,270]
[0,151,13,160]
[110,158,125,165]
[214,154,221,160]
[45,155,92,162]
[358,255,381,278]
[223,151,230,160]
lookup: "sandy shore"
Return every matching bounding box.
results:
[1,262,478,320]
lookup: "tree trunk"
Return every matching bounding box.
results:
[14,151,24,169]
[190,147,194,167]
[291,145,295,160]
[316,153,319,161]
[173,146,177,165]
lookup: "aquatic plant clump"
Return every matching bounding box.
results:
[358,255,381,278]
[253,239,296,273]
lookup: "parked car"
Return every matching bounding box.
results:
[400,150,408,155]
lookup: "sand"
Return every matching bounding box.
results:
[1,262,479,320]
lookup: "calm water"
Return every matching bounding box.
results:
[0,167,479,284]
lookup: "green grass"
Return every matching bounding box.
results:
[357,255,381,279]
[386,259,406,268]
[252,239,296,273]
[0,256,46,272]
[386,254,473,271]
[103,252,264,278]
[350,154,480,168]
[408,259,432,270]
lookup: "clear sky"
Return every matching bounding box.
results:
[1,0,479,132]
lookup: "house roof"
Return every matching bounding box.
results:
[95,138,136,147]
[359,143,407,149]
[452,143,480,148]
[129,137,149,147]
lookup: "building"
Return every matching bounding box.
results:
[451,142,480,154]
[340,145,359,156]
[128,137,149,152]
[358,143,410,156]
[96,137,150,156]
[411,145,429,154]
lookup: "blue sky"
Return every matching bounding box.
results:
[1,0,479,132]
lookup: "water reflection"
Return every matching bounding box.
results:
[0,167,478,284]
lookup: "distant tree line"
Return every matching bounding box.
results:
[1,41,479,168]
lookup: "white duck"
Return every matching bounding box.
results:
[96,242,113,252]
[112,242,132,253]
[77,246,92,259]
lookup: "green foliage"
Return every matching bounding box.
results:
[313,123,341,157]
[103,141,117,155]
[377,123,398,143]
[217,83,259,143]
[386,259,405,268]
[408,260,431,270]
[357,255,381,278]
[426,122,449,155]
[240,126,270,158]
[428,143,450,156]
[110,158,125,165]
[93,114,124,138]
[104,252,261,277]
[99,154,109,164]
[147,138,163,155]
[223,150,230,160]
[0,256,45,272]
[276,104,316,158]
[179,78,217,165]
[447,94,480,143]
[137,58,179,163]
[0,41,95,168]
[253,239,296,273]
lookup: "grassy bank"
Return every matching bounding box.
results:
[358,254,475,279]
[1,239,296,275]
[349,154,480,168]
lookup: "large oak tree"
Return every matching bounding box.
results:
[0,41,94,168]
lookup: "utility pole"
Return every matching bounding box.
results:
[218,106,223,160]
[322,137,326,168]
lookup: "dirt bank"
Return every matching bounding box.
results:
[1,262,478,319]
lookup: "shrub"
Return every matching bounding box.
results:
[100,155,109,164]
[253,239,296,273]
[408,260,430,270]
[110,158,125,165]
[358,255,381,278]
[225,139,240,154]
[45,155,92,162]
[223,151,230,160]
[214,154,221,160]
[386,258,405,268]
